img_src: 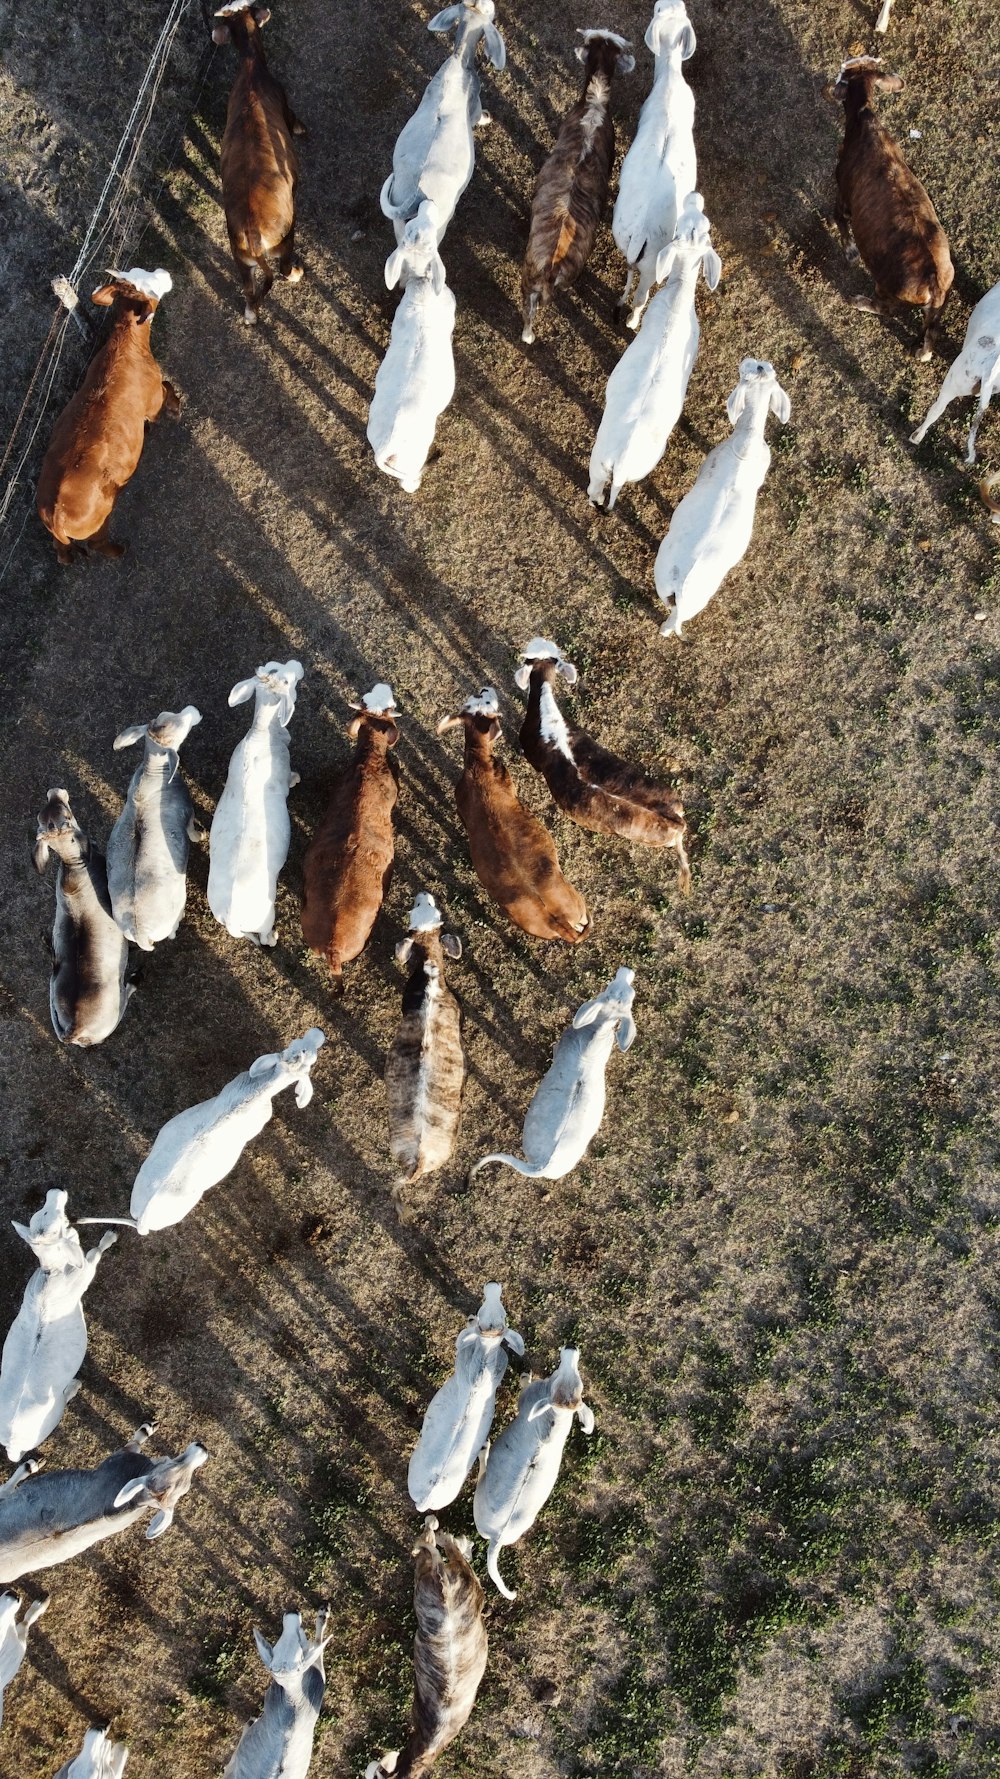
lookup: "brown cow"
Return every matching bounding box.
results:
[300,685,399,991]
[385,894,465,1201]
[830,57,953,361]
[516,638,692,892]
[212,1,305,324]
[36,270,178,565]
[366,1516,488,1779]
[521,29,634,344]
[437,688,589,942]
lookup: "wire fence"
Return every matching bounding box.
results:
[0,0,212,586]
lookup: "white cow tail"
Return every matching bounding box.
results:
[487,1538,517,1600]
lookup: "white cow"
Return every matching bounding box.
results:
[81,1029,325,1235]
[473,1347,594,1598]
[589,191,720,510]
[368,201,457,494]
[208,660,304,946]
[910,279,1000,463]
[656,356,790,638]
[408,1283,525,1513]
[222,1611,331,1779]
[52,1728,128,1779]
[106,705,202,950]
[0,1192,116,1463]
[471,968,636,1180]
[612,0,697,330]
[0,1592,47,1728]
[380,0,506,246]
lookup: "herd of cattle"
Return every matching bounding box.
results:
[8,0,1000,1773]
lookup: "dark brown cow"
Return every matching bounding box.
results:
[520,29,634,344]
[830,57,953,361]
[437,688,589,941]
[300,686,399,990]
[385,894,465,1201]
[212,1,305,323]
[36,270,178,565]
[366,1516,488,1779]
[516,639,692,892]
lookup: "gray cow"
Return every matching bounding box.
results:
[0,1424,207,1584]
[222,1609,331,1779]
[106,706,202,949]
[33,790,132,1046]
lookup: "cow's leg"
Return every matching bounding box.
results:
[126,1422,156,1453]
[911,355,975,446]
[834,191,857,260]
[918,292,950,364]
[54,539,78,567]
[236,256,262,325]
[966,381,997,464]
[89,516,126,560]
[288,108,307,137]
[161,380,182,416]
[277,231,303,285]
[0,1460,40,1497]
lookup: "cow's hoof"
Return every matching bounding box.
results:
[286,265,304,284]
[244,306,259,325]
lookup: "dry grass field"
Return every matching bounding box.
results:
[1,0,999,1773]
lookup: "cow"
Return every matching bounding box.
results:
[437,688,589,941]
[408,1282,524,1514]
[473,1347,594,1598]
[208,660,304,947]
[516,641,691,888]
[34,789,133,1047]
[106,706,202,950]
[0,1592,48,1729]
[221,1610,331,1779]
[380,0,506,247]
[471,968,636,1180]
[212,1,306,323]
[300,685,399,990]
[830,56,953,361]
[590,190,720,510]
[0,1191,117,1463]
[53,1728,128,1779]
[368,202,457,494]
[655,356,789,637]
[910,279,1000,463]
[0,1425,208,1584]
[612,0,697,330]
[385,894,465,1202]
[36,269,178,564]
[520,30,634,344]
[365,1516,489,1779]
[80,1030,325,1236]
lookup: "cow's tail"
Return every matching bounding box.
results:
[486,1538,517,1600]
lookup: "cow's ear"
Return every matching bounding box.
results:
[91,284,117,307]
[211,22,230,42]
[441,932,462,960]
[253,6,272,24]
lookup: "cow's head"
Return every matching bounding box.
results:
[347,682,400,746]
[395,893,461,964]
[464,1280,525,1353]
[514,638,578,692]
[229,660,304,727]
[727,358,791,427]
[645,0,695,62]
[654,191,722,290]
[11,1189,83,1272]
[113,1441,209,1538]
[113,706,202,780]
[212,0,271,44]
[254,1609,332,1686]
[830,55,903,103]
[92,267,172,325]
[543,1347,595,1431]
[436,685,501,747]
[33,789,86,873]
[573,966,638,1052]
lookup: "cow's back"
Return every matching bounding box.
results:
[221,70,297,253]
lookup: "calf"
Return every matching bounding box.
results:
[830,57,953,360]
[222,1610,331,1779]
[910,279,1000,462]
[473,1347,594,1599]
[106,705,202,950]
[366,1516,488,1779]
[655,356,789,637]
[0,1191,116,1463]
[590,190,720,509]
[612,0,697,330]
[53,1729,128,1779]
[82,1030,325,1235]
[0,1424,207,1584]
[37,270,178,565]
[521,30,634,344]
[385,895,465,1199]
[212,1,305,323]
[301,685,399,989]
[437,688,589,941]
[408,1282,524,1513]
[0,1592,48,1729]
[208,660,304,947]
[381,0,506,246]
[471,967,636,1181]
[516,641,691,888]
[368,201,456,494]
[34,789,133,1047]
